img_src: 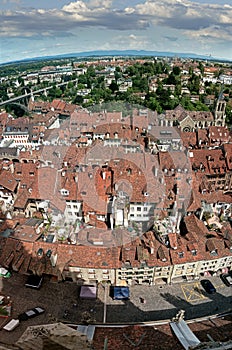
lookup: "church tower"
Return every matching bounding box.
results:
[214,93,226,127]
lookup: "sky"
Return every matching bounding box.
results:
[0,0,232,64]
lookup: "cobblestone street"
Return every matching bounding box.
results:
[0,272,231,346]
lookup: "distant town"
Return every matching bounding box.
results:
[0,55,232,349]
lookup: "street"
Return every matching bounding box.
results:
[0,273,231,346]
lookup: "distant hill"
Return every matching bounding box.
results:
[1,49,230,66]
[36,49,212,60]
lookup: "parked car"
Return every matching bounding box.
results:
[25,274,43,289]
[3,319,20,331]
[18,307,45,321]
[220,273,232,287]
[201,279,216,294]
[0,267,11,278]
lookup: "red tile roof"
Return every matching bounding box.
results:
[0,169,18,191]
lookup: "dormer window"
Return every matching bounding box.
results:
[60,189,69,196]
[37,248,43,257]
[191,249,197,256]
[178,251,184,258]
[210,249,218,256]
[206,239,218,256]
[124,260,131,268]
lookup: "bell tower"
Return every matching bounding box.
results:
[214,90,226,127]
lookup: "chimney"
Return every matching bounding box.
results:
[9,162,14,174]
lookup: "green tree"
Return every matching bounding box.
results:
[73,95,84,104]
[0,84,8,101]
[166,72,178,85]
[77,74,88,85]
[174,84,181,97]
[198,61,204,75]
[173,66,181,75]
[194,101,210,111]
[188,74,200,94]
[145,97,162,113]
[87,66,96,77]
[18,76,24,86]
[109,81,119,93]
[132,76,148,92]
[48,86,62,99]
[225,104,232,125]
[180,96,195,110]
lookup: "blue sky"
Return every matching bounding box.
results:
[0,0,231,63]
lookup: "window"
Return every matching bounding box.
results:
[60,189,69,196]
[37,248,43,257]
[137,207,141,212]
[210,250,218,256]
[143,207,148,212]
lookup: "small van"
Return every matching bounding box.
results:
[221,273,232,287]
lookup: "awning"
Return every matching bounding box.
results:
[80,285,97,299]
[111,286,130,300]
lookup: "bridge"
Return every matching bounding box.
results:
[0,79,78,108]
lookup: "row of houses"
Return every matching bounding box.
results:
[0,212,231,286]
[0,107,231,285]
[0,93,227,153]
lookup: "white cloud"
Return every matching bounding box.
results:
[62,1,88,13]
[0,0,231,62]
[124,7,135,14]
[2,0,21,3]
[1,0,231,38]
[185,25,231,41]
[88,0,113,9]
[129,34,137,40]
